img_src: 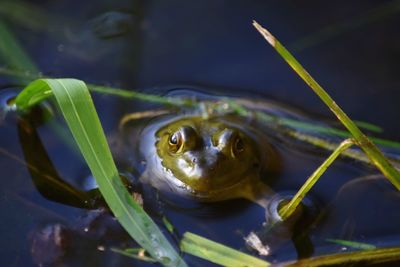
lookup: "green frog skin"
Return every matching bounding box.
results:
[138,115,276,207]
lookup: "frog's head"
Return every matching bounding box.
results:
[154,116,262,196]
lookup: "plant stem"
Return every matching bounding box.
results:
[253,21,400,191]
[88,84,192,106]
[279,138,355,220]
[0,67,193,107]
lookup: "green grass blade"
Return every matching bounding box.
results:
[180,232,270,267]
[354,120,383,133]
[279,138,355,220]
[89,84,192,106]
[326,239,376,250]
[15,78,187,267]
[0,20,38,74]
[253,21,400,191]
[279,118,400,148]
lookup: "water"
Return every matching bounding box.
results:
[1,1,400,266]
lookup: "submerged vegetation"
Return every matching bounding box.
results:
[1,2,400,267]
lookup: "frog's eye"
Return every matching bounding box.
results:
[233,136,244,155]
[168,131,183,153]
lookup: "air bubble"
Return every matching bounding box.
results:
[57,44,65,52]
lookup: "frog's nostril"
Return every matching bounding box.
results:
[192,158,197,163]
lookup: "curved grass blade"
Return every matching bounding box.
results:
[279,138,356,220]
[15,78,187,267]
[15,79,52,110]
[180,232,270,267]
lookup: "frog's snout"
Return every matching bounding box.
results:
[180,148,223,181]
[178,153,225,192]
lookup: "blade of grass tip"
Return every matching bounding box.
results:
[181,232,270,267]
[279,138,355,220]
[15,78,187,267]
[252,20,400,191]
[15,79,53,111]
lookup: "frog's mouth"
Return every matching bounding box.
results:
[154,156,260,201]
[171,149,259,192]
[178,172,258,201]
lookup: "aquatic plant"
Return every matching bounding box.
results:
[253,21,400,220]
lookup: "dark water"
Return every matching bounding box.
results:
[1,1,400,266]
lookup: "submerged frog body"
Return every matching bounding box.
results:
[137,114,276,207]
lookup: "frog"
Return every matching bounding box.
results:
[134,114,277,208]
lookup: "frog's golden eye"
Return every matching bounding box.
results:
[168,131,183,153]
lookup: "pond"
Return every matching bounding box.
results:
[1,1,400,266]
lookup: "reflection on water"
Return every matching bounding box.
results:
[1,0,400,266]
[318,176,400,241]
